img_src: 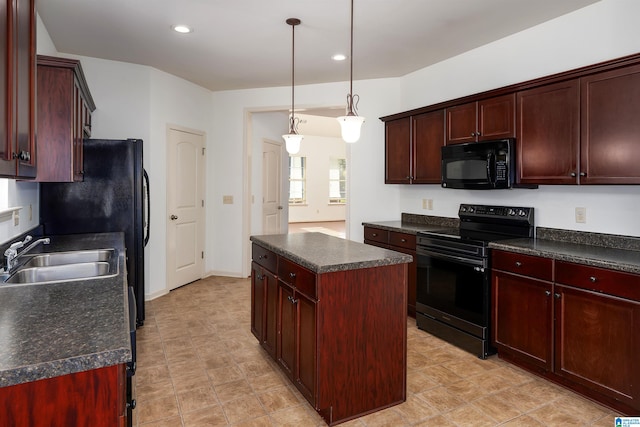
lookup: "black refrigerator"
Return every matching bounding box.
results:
[39,139,149,326]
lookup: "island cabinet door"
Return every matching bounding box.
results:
[295,290,317,406]
[277,280,296,380]
[250,262,266,342]
[554,284,640,409]
[262,269,278,358]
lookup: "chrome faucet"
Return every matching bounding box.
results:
[3,235,51,274]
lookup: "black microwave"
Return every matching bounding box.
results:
[441,139,515,189]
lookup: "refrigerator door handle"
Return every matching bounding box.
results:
[143,169,150,247]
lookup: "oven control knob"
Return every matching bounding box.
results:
[460,207,467,212]
[468,207,475,213]
[508,208,516,216]
[518,209,527,217]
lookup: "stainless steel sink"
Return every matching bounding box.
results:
[5,262,114,285]
[1,248,119,286]
[21,249,115,268]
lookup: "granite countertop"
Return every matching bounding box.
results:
[0,232,131,388]
[490,237,640,275]
[363,213,460,235]
[250,232,413,274]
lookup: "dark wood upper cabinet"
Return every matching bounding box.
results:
[517,79,580,184]
[385,110,444,184]
[384,117,411,183]
[35,55,96,182]
[446,94,515,144]
[412,110,445,183]
[580,64,640,184]
[0,0,36,178]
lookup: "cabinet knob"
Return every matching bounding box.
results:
[372,233,377,237]
[554,293,561,299]
[470,132,476,137]
[289,272,296,279]
[570,172,577,177]
[515,261,522,267]
[170,214,178,220]
[127,399,136,410]
[405,176,411,180]
[545,290,551,296]
[580,172,587,177]
[256,274,263,280]
[401,238,407,242]
[589,276,597,283]
[476,131,481,136]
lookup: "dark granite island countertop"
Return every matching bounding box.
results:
[0,232,131,388]
[250,232,413,273]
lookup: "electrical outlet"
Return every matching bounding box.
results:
[575,207,586,223]
[427,199,433,210]
[422,199,428,209]
[13,210,19,226]
[222,195,233,204]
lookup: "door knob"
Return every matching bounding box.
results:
[170,215,178,220]
[277,206,283,210]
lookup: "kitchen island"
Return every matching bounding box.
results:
[0,232,132,426]
[250,232,412,426]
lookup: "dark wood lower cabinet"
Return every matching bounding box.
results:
[492,249,640,414]
[0,364,126,427]
[364,226,417,317]
[252,242,407,426]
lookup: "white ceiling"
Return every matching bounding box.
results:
[39,0,599,93]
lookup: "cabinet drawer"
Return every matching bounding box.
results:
[492,250,553,281]
[252,244,277,272]
[556,261,640,302]
[389,232,415,250]
[364,227,389,244]
[279,258,316,299]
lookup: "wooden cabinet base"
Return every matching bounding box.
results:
[0,364,126,427]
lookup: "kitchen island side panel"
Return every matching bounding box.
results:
[317,263,408,425]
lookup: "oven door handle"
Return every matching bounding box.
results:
[419,248,486,269]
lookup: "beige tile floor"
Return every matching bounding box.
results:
[135,275,621,427]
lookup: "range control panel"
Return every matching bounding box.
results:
[459,204,534,224]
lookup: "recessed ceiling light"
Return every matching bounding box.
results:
[332,54,347,61]
[172,25,193,34]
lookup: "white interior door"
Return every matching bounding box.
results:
[262,139,282,234]
[167,127,205,290]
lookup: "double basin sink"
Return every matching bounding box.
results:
[2,248,118,286]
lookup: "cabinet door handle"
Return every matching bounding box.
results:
[580,172,587,177]
[400,238,407,243]
[545,290,551,296]
[256,274,263,280]
[170,214,178,220]
[476,131,481,136]
[589,276,597,283]
[405,176,411,180]
[287,295,298,304]
[554,293,561,299]
[570,172,577,177]
[515,261,522,267]
[372,233,378,237]
[289,272,296,279]
[470,132,476,137]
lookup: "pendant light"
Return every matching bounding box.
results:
[337,0,365,143]
[283,18,303,154]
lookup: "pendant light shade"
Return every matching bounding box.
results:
[283,18,303,154]
[337,0,365,143]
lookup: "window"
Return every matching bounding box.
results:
[289,156,306,205]
[329,157,346,204]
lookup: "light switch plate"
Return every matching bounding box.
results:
[223,195,233,204]
[575,207,586,223]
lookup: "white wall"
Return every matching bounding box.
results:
[393,0,640,238]
[211,78,402,277]
[27,0,640,293]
